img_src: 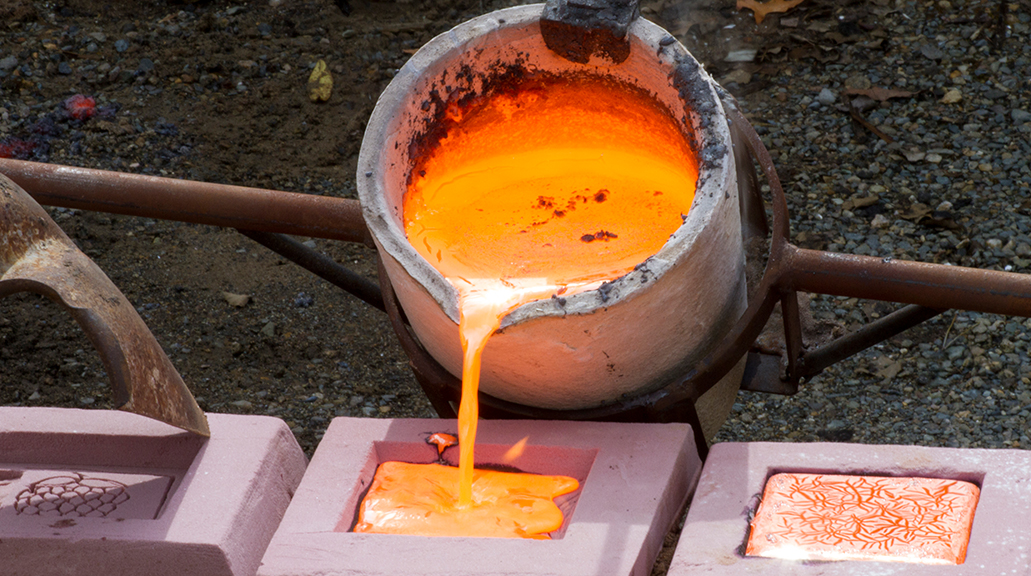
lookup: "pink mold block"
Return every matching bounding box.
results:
[668,442,1031,575]
[0,407,307,576]
[258,417,701,576]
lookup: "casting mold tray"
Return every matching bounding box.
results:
[0,407,307,576]
[258,417,701,576]
[668,441,1031,575]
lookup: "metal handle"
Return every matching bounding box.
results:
[1,174,209,436]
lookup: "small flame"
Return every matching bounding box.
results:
[501,436,529,463]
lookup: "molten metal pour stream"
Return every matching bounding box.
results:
[355,77,698,537]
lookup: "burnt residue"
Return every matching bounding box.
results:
[670,55,725,190]
[523,188,617,232]
[598,280,615,303]
[633,261,652,283]
[405,58,534,187]
[580,230,618,243]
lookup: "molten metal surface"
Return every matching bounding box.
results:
[405,77,697,287]
[353,461,578,539]
[747,473,979,564]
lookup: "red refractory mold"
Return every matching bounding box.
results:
[669,441,1031,575]
[259,417,701,576]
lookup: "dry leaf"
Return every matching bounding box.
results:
[898,203,932,221]
[843,87,917,101]
[307,59,333,103]
[222,292,251,307]
[852,193,880,208]
[940,88,962,104]
[924,212,962,230]
[721,68,754,85]
[873,356,902,382]
[805,19,834,33]
[737,0,806,24]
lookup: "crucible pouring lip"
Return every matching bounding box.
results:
[357,3,737,330]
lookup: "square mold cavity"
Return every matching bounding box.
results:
[668,442,1031,575]
[0,407,307,576]
[258,417,701,576]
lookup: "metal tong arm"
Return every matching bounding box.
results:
[1,175,209,436]
[0,157,373,246]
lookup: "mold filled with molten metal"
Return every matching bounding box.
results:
[356,77,698,539]
[353,461,579,539]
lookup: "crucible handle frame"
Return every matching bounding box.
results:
[5,98,1031,455]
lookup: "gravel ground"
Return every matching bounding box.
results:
[1,0,1030,572]
[709,0,1031,452]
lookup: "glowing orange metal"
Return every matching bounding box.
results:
[353,461,578,539]
[405,76,697,509]
[747,473,979,564]
[426,432,459,457]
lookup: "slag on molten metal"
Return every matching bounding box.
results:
[354,77,698,538]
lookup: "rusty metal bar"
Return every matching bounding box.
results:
[801,304,943,378]
[782,245,1031,317]
[240,230,384,311]
[0,158,374,246]
[781,290,804,383]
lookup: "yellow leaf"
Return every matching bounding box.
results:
[737,0,806,24]
[222,292,251,307]
[308,59,333,103]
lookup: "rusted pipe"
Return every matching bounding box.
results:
[239,230,384,311]
[0,158,374,246]
[782,245,1031,317]
[801,304,943,378]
